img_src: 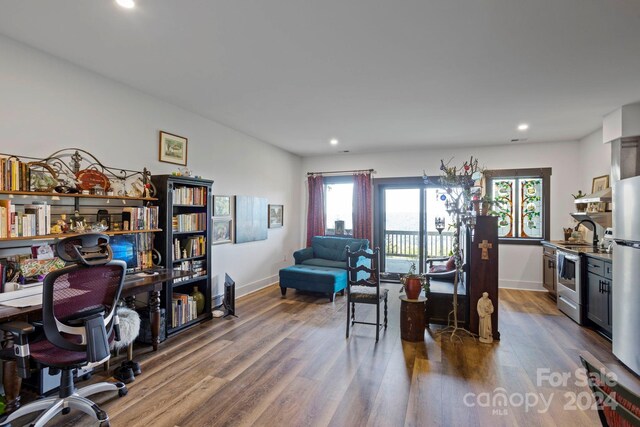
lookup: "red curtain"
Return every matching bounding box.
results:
[352,172,372,243]
[306,175,325,247]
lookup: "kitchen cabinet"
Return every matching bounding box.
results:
[585,255,612,337]
[542,244,557,299]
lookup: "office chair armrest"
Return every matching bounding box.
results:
[0,321,36,378]
[0,321,35,336]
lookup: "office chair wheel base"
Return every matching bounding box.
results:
[81,372,92,381]
[118,387,128,397]
[62,407,71,415]
[99,422,110,427]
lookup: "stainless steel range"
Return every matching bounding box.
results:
[556,250,583,324]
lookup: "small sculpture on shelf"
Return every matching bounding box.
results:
[477,292,494,343]
[69,211,86,232]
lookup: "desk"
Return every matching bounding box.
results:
[0,268,189,414]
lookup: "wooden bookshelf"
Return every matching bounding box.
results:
[152,175,213,336]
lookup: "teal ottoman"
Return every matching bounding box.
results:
[279,265,347,302]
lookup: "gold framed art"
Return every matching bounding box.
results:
[159,131,188,166]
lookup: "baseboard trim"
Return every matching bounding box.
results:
[236,274,279,298]
[499,279,545,291]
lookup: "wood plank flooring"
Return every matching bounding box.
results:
[23,286,640,426]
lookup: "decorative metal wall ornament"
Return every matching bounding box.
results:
[0,148,156,198]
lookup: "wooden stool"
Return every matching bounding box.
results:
[400,296,427,342]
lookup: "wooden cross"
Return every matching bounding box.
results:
[478,240,493,260]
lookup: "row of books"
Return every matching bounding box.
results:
[122,206,159,231]
[0,200,51,238]
[172,236,206,260]
[173,259,206,284]
[172,186,207,206]
[172,212,206,232]
[171,292,199,328]
[0,158,30,192]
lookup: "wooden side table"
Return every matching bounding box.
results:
[399,295,427,342]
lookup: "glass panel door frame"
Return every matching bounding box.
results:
[373,177,426,280]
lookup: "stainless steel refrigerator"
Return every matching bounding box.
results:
[613,174,640,376]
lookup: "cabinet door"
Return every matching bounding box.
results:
[543,254,556,294]
[605,279,612,332]
[586,272,607,328]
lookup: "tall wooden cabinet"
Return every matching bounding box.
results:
[152,175,213,336]
[468,216,500,339]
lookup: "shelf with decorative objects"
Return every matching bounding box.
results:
[0,149,158,241]
[0,149,162,284]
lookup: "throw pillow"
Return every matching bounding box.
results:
[445,256,456,271]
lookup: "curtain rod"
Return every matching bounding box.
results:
[307,169,375,176]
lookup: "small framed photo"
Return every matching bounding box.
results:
[268,204,283,228]
[159,131,188,165]
[214,195,231,217]
[213,218,233,244]
[590,175,610,212]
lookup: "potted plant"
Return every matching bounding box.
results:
[400,262,429,300]
[572,190,587,212]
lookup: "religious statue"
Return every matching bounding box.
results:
[477,292,494,343]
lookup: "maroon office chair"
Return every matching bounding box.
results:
[0,234,127,427]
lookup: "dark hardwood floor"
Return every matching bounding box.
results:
[22,285,640,426]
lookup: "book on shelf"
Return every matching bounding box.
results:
[172,212,206,232]
[172,259,206,284]
[171,292,198,328]
[0,157,31,192]
[172,236,206,260]
[172,186,207,205]
[0,200,51,238]
[121,206,159,231]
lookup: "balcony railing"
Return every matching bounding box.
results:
[384,230,454,258]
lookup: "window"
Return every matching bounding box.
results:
[324,176,354,235]
[484,168,551,244]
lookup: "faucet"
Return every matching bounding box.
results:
[575,219,599,247]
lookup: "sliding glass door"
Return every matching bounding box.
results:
[374,178,454,280]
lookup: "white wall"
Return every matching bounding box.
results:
[302,141,582,290]
[578,128,611,193]
[0,35,302,297]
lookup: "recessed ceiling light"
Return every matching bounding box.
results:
[517,123,529,131]
[330,138,339,146]
[116,0,135,9]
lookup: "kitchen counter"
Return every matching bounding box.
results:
[541,240,613,261]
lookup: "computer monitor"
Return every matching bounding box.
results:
[109,234,138,273]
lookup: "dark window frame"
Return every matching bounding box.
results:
[483,168,552,246]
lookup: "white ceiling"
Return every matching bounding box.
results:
[1,0,640,156]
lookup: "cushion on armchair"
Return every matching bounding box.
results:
[429,256,456,273]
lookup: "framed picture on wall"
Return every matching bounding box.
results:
[214,195,231,216]
[159,131,188,165]
[268,204,283,228]
[213,218,233,244]
[590,175,610,212]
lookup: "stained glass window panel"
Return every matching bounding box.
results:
[520,178,542,238]
[492,179,515,238]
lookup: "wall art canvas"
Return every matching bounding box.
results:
[235,196,268,243]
